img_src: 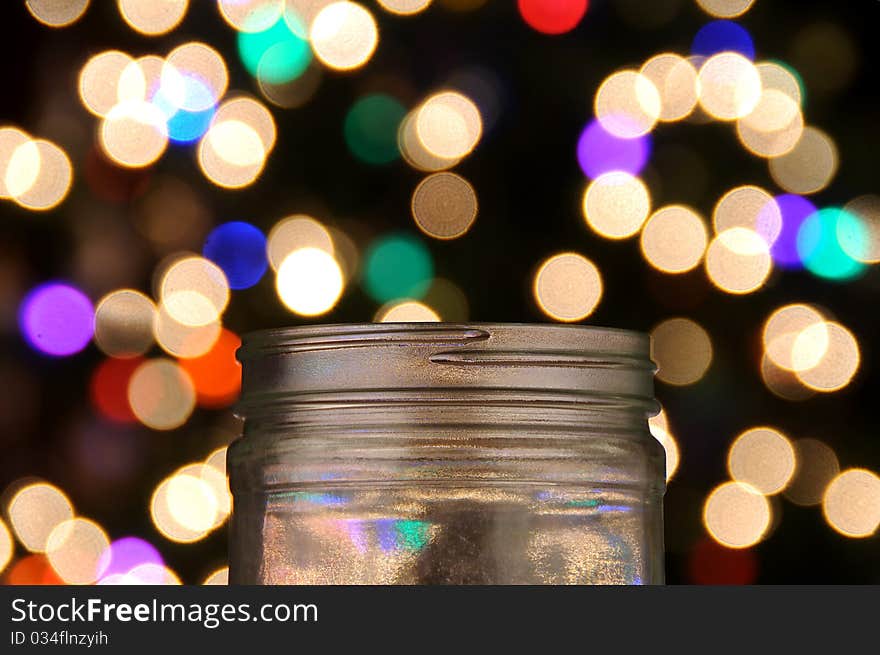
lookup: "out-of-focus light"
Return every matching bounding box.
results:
[0,519,12,575]
[843,195,880,264]
[697,52,761,120]
[362,234,434,303]
[94,290,156,358]
[517,0,588,35]
[0,127,32,198]
[582,172,650,239]
[769,126,838,195]
[756,60,804,106]
[713,186,781,247]
[796,207,866,281]
[150,473,215,544]
[159,256,230,327]
[127,563,181,584]
[90,357,143,423]
[785,439,839,507]
[823,469,880,538]
[98,537,164,580]
[5,139,73,211]
[238,13,311,84]
[736,90,804,158]
[205,446,227,476]
[100,101,169,168]
[26,0,89,27]
[688,538,758,585]
[8,482,74,553]
[310,2,379,71]
[128,358,196,430]
[203,567,230,585]
[727,427,796,495]
[46,518,109,585]
[180,328,242,408]
[218,0,283,32]
[213,97,278,152]
[705,227,772,294]
[594,70,661,139]
[760,354,814,402]
[117,0,188,36]
[639,53,699,122]
[651,318,712,386]
[344,94,406,164]
[650,425,680,483]
[267,215,334,271]
[258,59,323,108]
[415,91,483,160]
[423,278,469,321]
[153,306,221,359]
[376,300,441,322]
[5,554,64,585]
[692,20,755,59]
[198,120,266,188]
[794,321,860,393]
[176,463,231,530]
[162,42,229,113]
[770,194,816,269]
[18,282,94,357]
[79,51,135,118]
[789,22,857,96]
[703,481,771,548]
[695,0,755,18]
[118,55,166,105]
[640,205,708,273]
[533,252,603,322]
[398,111,461,172]
[576,118,650,179]
[762,303,827,372]
[276,247,345,315]
[203,222,268,290]
[411,172,478,240]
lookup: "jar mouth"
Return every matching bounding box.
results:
[236,323,657,422]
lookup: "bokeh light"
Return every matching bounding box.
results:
[150,471,217,543]
[576,118,650,179]
[843,195,880,264]
[90,357,143,423]
[310,2,379,71]
[736,90,804,159]
[411,172,478,240]
[117,0,188,36]
[203,567,230,585]
[362,233,434,303]
[7,482,74,553]
[5,138,73,211]
[713,186,782,247]
[415,91,483,160]
[769,126,838,195]
[770,194,816,269]
[127,358,197,430]
[594,70,661,138]
[640,205,708,273]
[5,554,64,585]
[162,42,229,114]
[517,0,589,35]
[18,282,94,357]
[26,0,90,27]
[0,127,32,199]
[582,172,651,239]
[218,0,284,33]
[695,0,755,19]
[79,51,134,118]
[639,53,699,122]
[100,101,169,168]
[785,439,839,507]
[179,328,242,408]
[153,306,222,359]
[727,427,796,495]
[822,469,880,538]
[762,303,827,372]
[203,222,268,290]
[46,518,110,585]
[794,321,860,392]
[796,207,866,281]
[649,424,680,483]
[697,52,761,120]
[703,481,771,548]
[98,536,164,580]
[533,252,603,322]
[376,300,441,322]
[0,519,12,575]
[692,20,755,59]
[238,12,311,84]
[705,227,772,294]
[159,256,230,327]
[756,60,804,106]
[266,214,335,271]
[276,247,345,315]
[344,94,406,164]
[94,290,156,358]
[651,318,713,386]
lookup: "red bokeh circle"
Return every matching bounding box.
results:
[518,0,589,35]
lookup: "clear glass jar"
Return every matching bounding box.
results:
[229,323,664,584]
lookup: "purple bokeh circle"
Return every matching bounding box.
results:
[98,537,164,579]
[576,118,651,179]
[771,194,817,269]
[18,282,95,357]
